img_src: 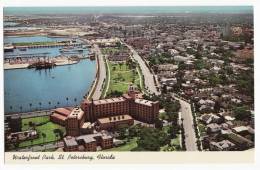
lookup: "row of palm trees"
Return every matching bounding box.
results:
[9,97,79,113]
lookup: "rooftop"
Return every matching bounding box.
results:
[68,107,84,120]
[135,98,155,106]
[63,136,78,147]
[210,140,235,149]
[97,114,133,124]
[93,97,126,105]
[53,108,72,116]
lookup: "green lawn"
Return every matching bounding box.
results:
[107,62,140,94]
[103,138,138,151]
[171,134,180,146]
[19,116,65,148]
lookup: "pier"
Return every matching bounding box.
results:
[15,42,82,49]
[4,54,90,70]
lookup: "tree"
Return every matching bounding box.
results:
[38,102,42,110]
[129,125,142,138]
[116,41,121,48]
[54,129,64,140]
[137,127,170,151]
[107,90,123,98]
[233,106,251,121]
[19,106,23,113]
[119,62,123,69]
[154,118,163,130]
[118,127,128,140]
[29,103,32,110]
[66,97,69,105]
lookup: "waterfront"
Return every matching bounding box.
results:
[4,36,73,57]
[4,59,96,113]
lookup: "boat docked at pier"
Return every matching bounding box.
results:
[28,61,56,70]
[4,44,15,52]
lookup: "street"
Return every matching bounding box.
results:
[124,43,160,95]
[175,97,198,151]
[91,44,107,100]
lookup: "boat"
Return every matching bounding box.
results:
[4,44,14,52]
[28,61,56,70]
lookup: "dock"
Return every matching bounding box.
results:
[15,42,82,49]
[4,55,89,70]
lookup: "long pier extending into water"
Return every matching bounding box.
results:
[15,42,82,49]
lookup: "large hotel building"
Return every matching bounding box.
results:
[81,94,159,124]
[51,86,159,136]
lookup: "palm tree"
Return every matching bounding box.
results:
[66,97,69,106]
[29,103,32,111]
[19,106,23,113]
[38,102,42,110]
[48,101,51,107]
[55,134,59,146]
[9,106,12,111]
[57,101,60,108]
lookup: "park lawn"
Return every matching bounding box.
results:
[22,116,49,131]
[19,116,65,148]
[171,134,180,146]
[108,62,140,94]
[103,138,138,151]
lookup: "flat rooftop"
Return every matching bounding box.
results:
[93,97,126,105]
[76,132,113,143]
[97,114,133,124]
[135,98,155,106]
[64,136,78,147]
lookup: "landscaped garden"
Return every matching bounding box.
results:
[19,116,65,148]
